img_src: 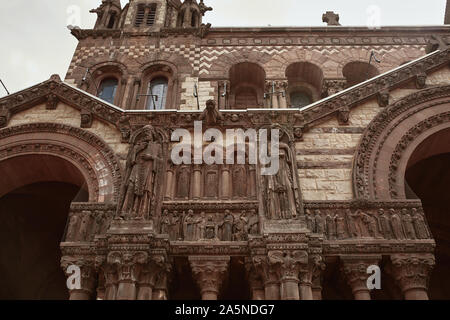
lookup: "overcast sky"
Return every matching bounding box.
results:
[0,0,447,97]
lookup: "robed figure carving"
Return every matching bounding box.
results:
[264,142,301,220]
[118,127,164,220]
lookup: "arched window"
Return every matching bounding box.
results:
[107,12,117,29]
[290,91,312,108]
[135,4,145,27]
[343,61,379,87]
[146,77,168,110]
[146,4,157,26]
[191,11,199,27]
[98,78,118,104]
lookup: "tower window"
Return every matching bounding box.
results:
[135,4,145,27]
[98,78,118,104]
[146,5,157,26]
[107,12,116,29]
[146,77,168,110]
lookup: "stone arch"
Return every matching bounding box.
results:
[208,50,271,79]
[0,123,122,202]
[353,85,450,200]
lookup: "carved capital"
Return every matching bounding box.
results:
[107,251,148,284]
[189,256,230,299]
[341,255,381,297]
[61,256,97,299]
[389,254,435,295]
[268,250,308,281]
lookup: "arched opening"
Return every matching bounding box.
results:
[146,77,168,110]
[229,62,266,109]
[343,61,379,87]
[107,11,117,29]
[405,128,450,300]
[191,10,199,27]
[0,154,89,299]
[177,10,185,27]
[285,62,323,107]
[98,77,119,104]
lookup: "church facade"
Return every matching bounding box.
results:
[1,0,450,300]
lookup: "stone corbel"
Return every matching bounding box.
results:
[387,254,435,300]
[416,72,427,89]
[0,107,10,128]
[189,256,230,300]
[117,115,131,143]
[61,257,97,300]
[80,109,93,128]
[46,93,58,110]
[377,89,390,108]
[337,106,350,125]
[341,255,381,300]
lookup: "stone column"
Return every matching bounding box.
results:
[192,165,202,199]
[389,254,435,300]
[341,255,381,300]
[190,256,230,300]
[278,81,288,109]
[218,81,230,109]
[107,251,148,300]
[131,79,141,109]
[164,163,175,200]
[246,258,265,300]
[61,259,96,300]
[248,166,256,197]
[103,265,118,300]
[221,165,231,199]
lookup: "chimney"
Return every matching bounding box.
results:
[445,0,450,24]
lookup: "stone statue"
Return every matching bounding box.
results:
[265,146,298,220]
[326,212,337,240]
[119,130,163,219]
[247,209,259,236]
[379,209,393,240]
[361,212,382,239]
[411,208,430,239]
[66,214,79,241]
[345,209,360,238]
[233,212,248,241]
[220,210,234,241]
[356,210,370,237]
[169,211,181,241]
[232,165,247,198]
[335,214,347,239]
[183,210,196,241]
[314,210,325,234]
[306,209,316,232]
[196,212,206,240]
[176,166,190,199]
[78,213,92,242]
[390,209,406,240]
[204,214,218,240]
[402,209,416,240]
[160,210,170,235]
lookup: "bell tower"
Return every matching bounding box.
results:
[91,0,122,29]
[177,0,212,28]
[122,0,179,30]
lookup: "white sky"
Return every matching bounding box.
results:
[0,0,447,97]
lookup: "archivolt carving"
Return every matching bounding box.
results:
[353,85,450,200]
[0,123,122,201]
